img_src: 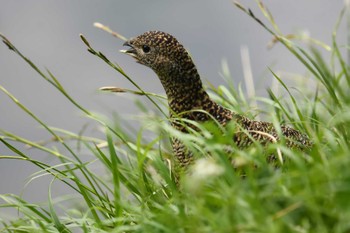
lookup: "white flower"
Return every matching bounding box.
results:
[184,158,224,192]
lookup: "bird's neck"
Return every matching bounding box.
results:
[158,69,208,112]
[158,69,233,125]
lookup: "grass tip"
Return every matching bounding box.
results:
[93,22,104,29]
[0,34,15,51]
[79,34,91,48]
[93,22,127,41]
[99,86,126,93]
[232,0,246,11]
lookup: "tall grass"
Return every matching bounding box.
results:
[1,1,350,232]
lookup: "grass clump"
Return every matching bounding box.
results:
[1,1,350,232]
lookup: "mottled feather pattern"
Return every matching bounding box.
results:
[123,31,312,167]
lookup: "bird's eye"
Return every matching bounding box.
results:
[142,45,150,53]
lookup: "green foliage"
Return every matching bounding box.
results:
[1,2,350,232]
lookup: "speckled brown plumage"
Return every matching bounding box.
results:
[123,31,312,167]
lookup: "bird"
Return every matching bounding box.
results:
[122,31,312,167]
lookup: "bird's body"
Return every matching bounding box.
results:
[123,31,312,167]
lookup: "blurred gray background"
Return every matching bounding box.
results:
[0,0,346,216]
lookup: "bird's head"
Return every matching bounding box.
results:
[122,31,193,77]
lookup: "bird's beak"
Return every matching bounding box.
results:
[120,41,137,58]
